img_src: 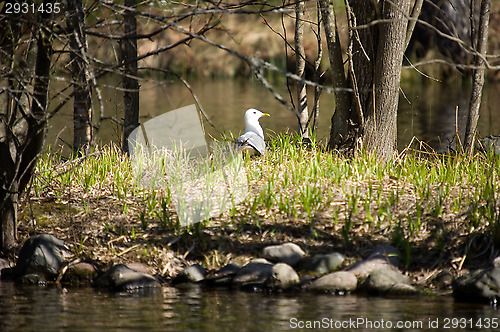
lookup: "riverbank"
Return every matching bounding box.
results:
[9,136,499,293]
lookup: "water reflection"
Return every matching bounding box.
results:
[1,282,497,331]
[47,78,500,155]
[399,83,471,152]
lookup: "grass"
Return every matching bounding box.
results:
[21,135,500,279]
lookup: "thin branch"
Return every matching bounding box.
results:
[404,0,423,51]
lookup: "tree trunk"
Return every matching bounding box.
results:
[295,0,309,139]
[66,0,93,155]
[121,0,140,153]
[319,0,353,151]
[0,135,18,250]
[325,0,410,160]
[464,0,490,154]
[326,0,379,153]
[0,183,18,251]
[363,0,410,160]
[0,26,51,251]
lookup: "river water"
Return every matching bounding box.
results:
[0,282,498,331]
[46,78,500,155]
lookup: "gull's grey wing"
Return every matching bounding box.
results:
[236,131,266,155]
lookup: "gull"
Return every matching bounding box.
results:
[235,108,270,156]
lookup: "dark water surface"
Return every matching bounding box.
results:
[46,78,500,154]
[0,282,497,331]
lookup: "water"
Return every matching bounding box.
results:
[46,78,500,154]
[0,282,497,331]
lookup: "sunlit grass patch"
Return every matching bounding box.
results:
[24,137,500,275]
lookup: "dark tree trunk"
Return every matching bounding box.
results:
[66,0,93,155]
[121,0,140,153]
[0,26,51,250]
[0,154,18,251]
[319,0,353,151]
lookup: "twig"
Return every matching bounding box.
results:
[117,244,140,257]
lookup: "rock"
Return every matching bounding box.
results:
[493,256,500,267]
[126,262,156,275]
[305,271,357,293]
[361,268,418,296]
[262,243,306,266]
[433,269,453,289]
[17,273,48,285]
[14,234,73,280]
[299,274,316,287]
[233,258,273,288]
[299,252,345,275]
[205,262,241,286]
[452,266,500,304]
[479,136,500,154]
[63,262,98,283]
[346,245,401,278]
[173,264,207,284]
[0,258,13,280]
[266,263,300,290]
[94,264,160,291]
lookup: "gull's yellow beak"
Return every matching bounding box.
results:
[261,113,270,117]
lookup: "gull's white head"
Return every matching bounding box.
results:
[244,108,270,139]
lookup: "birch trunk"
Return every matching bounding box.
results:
[295,0,309,138]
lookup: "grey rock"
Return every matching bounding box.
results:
[299,274,316,287]
[173,264,207,284]
[0,258,12,280]
[94,264,160,291]
[233,258,273,287]
[361,268,418,296]
[126,262,156,275]
[64,262,98,283]
[266,263,300,290]
[493,256,500,267]
[205,262,241,286]
[305,271,357,293]
[299,252,345,275]
[433,269,453,289]
[262,243,306,266]
[479,136,500,154]
[452,266,500,303]
[346,245,401,278]
[17,273,48,285]
[0,258,10,270]
[14,234,73,280]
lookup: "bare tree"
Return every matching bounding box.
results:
[320,0,355,153]
[66,0,93,155]
[362,0,411,159]
[323,0,423,161]
[464,0,491,154]
[0,6,53,250]
[121,0,140,154]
